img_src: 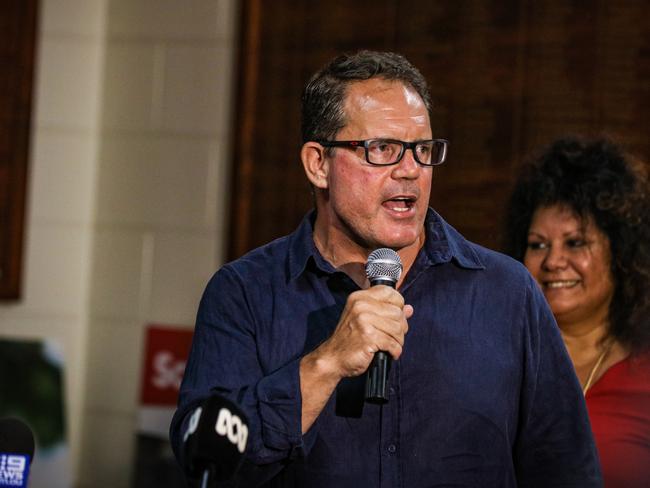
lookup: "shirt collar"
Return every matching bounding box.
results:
[420,208,485,270]
[287,210,334,281]
[287,208,485,282]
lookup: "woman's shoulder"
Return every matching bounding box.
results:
[628,349,650,373]
[609,349,650,386]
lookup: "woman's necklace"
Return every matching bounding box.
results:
[582,342,613,395]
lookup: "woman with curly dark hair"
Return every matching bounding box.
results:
[503,136,650,487]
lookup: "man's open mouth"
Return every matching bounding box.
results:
[384,196,416,213]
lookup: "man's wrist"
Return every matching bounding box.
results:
[300,347,341,387]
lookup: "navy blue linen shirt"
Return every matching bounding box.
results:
[171,209,602,487]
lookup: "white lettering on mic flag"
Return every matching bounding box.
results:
[215,408,249,454]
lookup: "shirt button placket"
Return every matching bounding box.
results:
[380,362,401,488]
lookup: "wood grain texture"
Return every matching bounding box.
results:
[228,0,650,260]
[0,0,38,299]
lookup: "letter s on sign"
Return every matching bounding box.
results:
[152,350,186,390]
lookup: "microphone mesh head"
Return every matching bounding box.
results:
[365,248,402,284]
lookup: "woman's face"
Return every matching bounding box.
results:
[524,204,615,328]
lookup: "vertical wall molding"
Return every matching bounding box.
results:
[0,0,38,299]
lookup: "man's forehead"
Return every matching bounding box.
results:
[340,78,431,133]
[344,78,420,105]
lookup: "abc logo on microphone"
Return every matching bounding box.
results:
[182,395,249,481]
[184,404,248,454]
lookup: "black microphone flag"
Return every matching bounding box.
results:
[0,418,35,488]
[182,394,249,484]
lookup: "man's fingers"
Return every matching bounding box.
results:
[323,287,413,377]
[404,304,414,319]
[365,285,405,307]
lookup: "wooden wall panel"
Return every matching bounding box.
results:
[229,0,650,259]
[0,0,38,299]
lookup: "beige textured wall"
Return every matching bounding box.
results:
[0,0,108,484]
[0,1,238,486]
[80,1,237,486]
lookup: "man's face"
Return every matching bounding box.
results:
[317,78,433,253]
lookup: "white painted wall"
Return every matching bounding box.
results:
[0,1,238,486]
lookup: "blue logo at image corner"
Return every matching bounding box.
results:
[0,454,31,488]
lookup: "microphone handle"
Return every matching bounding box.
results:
[365,277,396,404]
[201,469,209,488]
[365,351,390,403]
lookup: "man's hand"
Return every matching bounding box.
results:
[316,285,412,378]
[299,286,412,433]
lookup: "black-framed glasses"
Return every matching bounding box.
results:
[318,138,448,166]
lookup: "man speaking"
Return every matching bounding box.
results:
[170,50,601,487]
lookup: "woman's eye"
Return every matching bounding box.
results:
[567,239,586,248]
[527,241,547,251]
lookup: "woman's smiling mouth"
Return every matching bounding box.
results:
[544,280,580,289]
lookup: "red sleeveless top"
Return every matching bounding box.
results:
[585,351,650,487]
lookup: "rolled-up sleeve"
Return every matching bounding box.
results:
[169,264,309,479]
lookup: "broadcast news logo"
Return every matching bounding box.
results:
[0,454,29,487]
[184,406,248,454]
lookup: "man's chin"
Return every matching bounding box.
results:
[373,230,422,251]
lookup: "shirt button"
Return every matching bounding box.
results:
[389,387,395,395]
[387,444,397,453]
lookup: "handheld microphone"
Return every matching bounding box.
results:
[0,417,35,488]
[182,394,249,487]
[364,248,403,404]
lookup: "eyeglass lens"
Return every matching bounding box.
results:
[366,140,443,165]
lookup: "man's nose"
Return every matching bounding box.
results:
[392,148,421,178]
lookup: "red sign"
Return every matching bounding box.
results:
[140,325,193,406]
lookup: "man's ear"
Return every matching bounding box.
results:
[301,142,329,190]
